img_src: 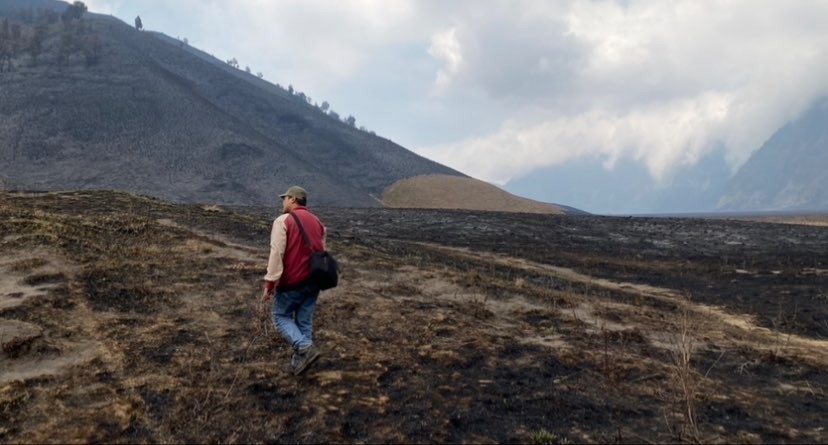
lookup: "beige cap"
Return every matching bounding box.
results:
[279,185,308,200]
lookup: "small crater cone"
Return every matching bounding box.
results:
[382,174,565,214]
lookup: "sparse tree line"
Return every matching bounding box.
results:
[0,1,102,72]
[222,56,375,134]
[279,83,374,134]
[224,57,263,79]
[135,16,191,51]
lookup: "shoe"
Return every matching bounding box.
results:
[292,344,320,376]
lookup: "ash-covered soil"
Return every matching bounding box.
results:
[1,191,826,444]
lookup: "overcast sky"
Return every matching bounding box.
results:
[84,0,828,187]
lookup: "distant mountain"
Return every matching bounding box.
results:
[505,97,828,215]
[505,149,731,215]
[718,99,828,211]
[0,5,463,207]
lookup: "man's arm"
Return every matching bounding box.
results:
[262,216,288,298]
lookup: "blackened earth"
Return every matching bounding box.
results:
[0,191,826,444]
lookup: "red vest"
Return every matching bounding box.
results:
[279,207,325,290]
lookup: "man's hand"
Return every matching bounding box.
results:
[258,280,276,327]
[262,280,276,300]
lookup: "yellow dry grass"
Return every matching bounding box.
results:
[382,174,565,214]
[740,214,828,227]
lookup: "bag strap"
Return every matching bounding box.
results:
[289,212,317,253]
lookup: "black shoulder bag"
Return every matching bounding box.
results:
[290,213,339,290]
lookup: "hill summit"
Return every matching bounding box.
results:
[383,174,567,214]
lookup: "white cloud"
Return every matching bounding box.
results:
[86,0,422,91]
[427,26,463,94]
[418,92,733,186]
[417,0,828,184]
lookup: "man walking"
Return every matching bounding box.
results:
[262,186,326,375]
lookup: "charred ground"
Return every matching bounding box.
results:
[1,191,826,443]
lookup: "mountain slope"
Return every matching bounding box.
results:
[718,99,828,211]
[0,6,463,206]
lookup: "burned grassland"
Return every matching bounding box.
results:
[1,191,826,443]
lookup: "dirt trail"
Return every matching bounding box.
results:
[156,217,263,262]
[411,242,828,368]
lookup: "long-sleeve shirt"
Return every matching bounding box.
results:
[264,206,326,290]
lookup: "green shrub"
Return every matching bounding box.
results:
[529,429,572,445]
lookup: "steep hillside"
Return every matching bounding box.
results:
[718,99,828,211]
[0,5,463,207]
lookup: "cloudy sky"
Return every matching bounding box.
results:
[84,0,828,192]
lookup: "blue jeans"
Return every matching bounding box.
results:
[271,283,319,351]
